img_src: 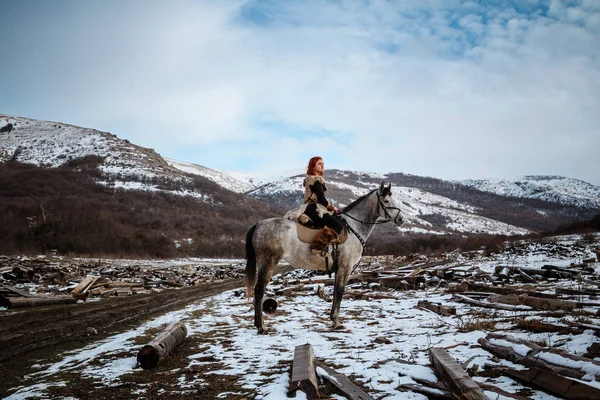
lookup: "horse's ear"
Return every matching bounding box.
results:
[387,183,391,192]
[379,182,385,192]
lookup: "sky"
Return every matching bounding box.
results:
[1,0,599,185]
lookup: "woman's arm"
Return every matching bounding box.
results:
[310,181,338,213]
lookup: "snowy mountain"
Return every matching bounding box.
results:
[165,158,254,193]
[2,113,599,237]
[0,114,194,194]
[245,173,531,236]
[460,176,600,209]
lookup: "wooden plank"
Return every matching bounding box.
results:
[291,344,319,399]
[71,275,98,295]
[503,366,600,400]
[452,294,531,311]
[315,361,373,400]
[428,348,487,400]
[0,282,32,297]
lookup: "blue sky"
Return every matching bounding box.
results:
[1,0,599,185]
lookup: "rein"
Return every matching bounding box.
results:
[339,191,403,226]
[337,190,403,273]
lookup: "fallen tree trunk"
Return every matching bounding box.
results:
[502,366,600,400]
[428,348,487,400]
[1,295,78,308]
[137,321,187,369]
[478,333,600,381]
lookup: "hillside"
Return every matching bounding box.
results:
[0,115,282,257]
[2,113,599,258]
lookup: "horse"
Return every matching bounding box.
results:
[244,182,404,334]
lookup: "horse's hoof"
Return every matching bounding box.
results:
[257,327,269,335]
[332,322,345,330]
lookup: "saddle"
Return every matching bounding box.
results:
[295,222,348,244]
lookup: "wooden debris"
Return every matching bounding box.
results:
[0,282,32,297]
[70,275,99,295]
[137,321,187,369]
[399,383,454,399]
[290,344,319,399]
[478,333,600,381]
[1,295,79,308]
[428,347,487,400]
[452,293,531,311]
[556,287,600,296]
[316,285,331,302]
[476,382,530,400]
[515,319,581,335]
[417,300,456,316]
[262,298,277,314]
[315,361,373,400]
[502,366,600,400]
[489,294,578,311]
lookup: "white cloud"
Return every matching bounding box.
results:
[1,0,599,184]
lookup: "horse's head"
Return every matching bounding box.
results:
[376,182,404,227]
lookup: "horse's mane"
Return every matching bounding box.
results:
[342,189,377,213]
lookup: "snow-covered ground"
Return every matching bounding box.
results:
[4,233,600,399]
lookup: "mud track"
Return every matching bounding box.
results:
[0,278,243,363]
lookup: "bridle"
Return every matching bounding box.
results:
[339,190,403,227]
[337,188,404,265]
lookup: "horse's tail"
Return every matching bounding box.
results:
[244,224,258,297]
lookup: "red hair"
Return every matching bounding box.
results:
[306,156,323,176]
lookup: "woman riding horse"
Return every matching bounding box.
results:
[301,156,344,254]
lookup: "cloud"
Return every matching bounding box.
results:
[1,0,599,185]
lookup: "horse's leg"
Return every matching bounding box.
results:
[330,262,351,330]
[253,259,276,334]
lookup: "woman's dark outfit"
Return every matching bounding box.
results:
[302,175,343,234]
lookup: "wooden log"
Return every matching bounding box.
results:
[502,366,600,400]
[556,287,600,296]
[315,361,373,400]
[452,294,532,311]
[399,383,454,399]
[137,321,187,369]
[71,275,98,295]
[476,382,530,400]
[417,300,456,316]
[262,298,277,314]
[316,285,331,302]
[448,283,558,299]
[517,269,535,282]
[105,281,144,288]
[0,282,32,297]
[489,294,578,311]
[478,334,600,381]
[515,319,581,335]
[1,295,78,308]
[428,348,487,400]
[291,344,319,399]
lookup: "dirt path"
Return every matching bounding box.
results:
[0,278,243,396]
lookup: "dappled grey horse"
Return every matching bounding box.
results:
[245,182,404,334]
